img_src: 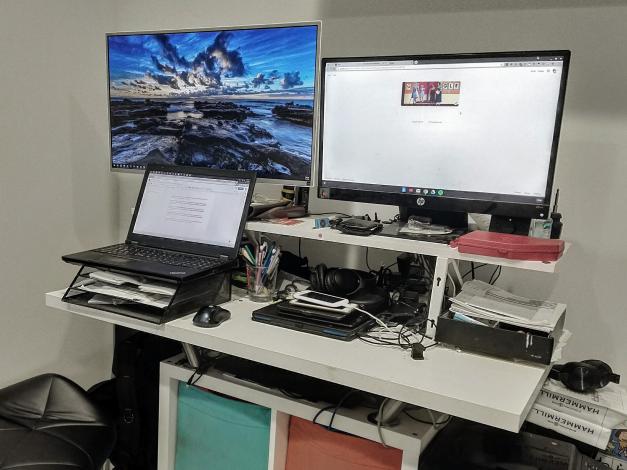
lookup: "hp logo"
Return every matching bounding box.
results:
[416,197,426,206]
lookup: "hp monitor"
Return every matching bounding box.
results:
[107,23,319,185]
[318,51,570,229]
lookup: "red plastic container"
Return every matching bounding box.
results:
[450,231,565,261]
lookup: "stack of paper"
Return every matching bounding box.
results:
[73,270,175,308]
[78,282,170,308]
[449,280,566,333]
[88,270,176,296]
[527,379,627,450]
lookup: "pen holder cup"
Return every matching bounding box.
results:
[246,265,278,302]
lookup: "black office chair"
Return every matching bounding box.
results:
[0,374,116,469]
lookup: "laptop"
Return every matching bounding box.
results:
[63,165,256,281]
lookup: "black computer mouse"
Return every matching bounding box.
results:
[192,305,231,328]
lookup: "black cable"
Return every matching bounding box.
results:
[489,265,502,285]
[298,237,302,259]
[358,333,400,347]
[312,389,358,431]
[471,262,475,280]
[327,390,359,430]
[312,405,336,426]
[384,261,398,270]
[403,409,451,427]
[365,247,372,271]
[462,263,488,279]
[186,363,211,386]
[279,389,307,400]
[495,266,503,284]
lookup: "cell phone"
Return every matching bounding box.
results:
[289,299,355,314]
[291,290,350,308]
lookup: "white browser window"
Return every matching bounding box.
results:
[321,58,564,198]
[133,173,249,247]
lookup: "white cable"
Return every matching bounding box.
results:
[447,272,457,297]
[454,261,464,286]
[353,306,395,336]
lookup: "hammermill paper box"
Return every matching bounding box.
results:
[527,379,627,449]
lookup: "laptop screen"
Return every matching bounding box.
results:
[132,171,251,249]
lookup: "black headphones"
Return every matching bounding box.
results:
[310,264,376,298]
[550,359,620,393]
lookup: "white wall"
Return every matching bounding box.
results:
[2,0,619,388]
[0,0,117,388]
[111,0,627,378]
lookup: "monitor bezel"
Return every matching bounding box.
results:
[317,50,571,219]
[106,21,321,187]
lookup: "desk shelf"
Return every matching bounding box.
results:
[247,217,569,339]
[246,218,569,273]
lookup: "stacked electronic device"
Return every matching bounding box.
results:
[252,291,374,341]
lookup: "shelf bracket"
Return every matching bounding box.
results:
[426,256,451,337]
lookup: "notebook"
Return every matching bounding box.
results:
[63,164,255,280]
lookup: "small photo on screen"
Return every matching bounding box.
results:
[401,81,461,106]
[107,24,318,180]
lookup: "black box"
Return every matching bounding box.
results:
[434,310,565,364]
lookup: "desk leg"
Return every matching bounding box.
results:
[268,410,289,470]
[158,365,179,470]
[401,448,420,470]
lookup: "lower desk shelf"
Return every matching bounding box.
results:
[159,355,438,470]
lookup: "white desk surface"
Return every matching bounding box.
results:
[246,218,569,273]
[46,290,549,432]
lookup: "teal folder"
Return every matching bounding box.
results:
[175,383,270,470]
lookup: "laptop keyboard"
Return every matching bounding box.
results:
[95,244,221,269]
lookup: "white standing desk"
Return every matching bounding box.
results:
[46,219,566,467]
[46,290,549,432]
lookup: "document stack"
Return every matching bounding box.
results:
[527,378,627,453]
[449,280,566,333]
[436,280,568,364]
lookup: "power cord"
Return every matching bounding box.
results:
[353,306,396,335]
[186,360,215,386]
[489,265,502,285]
[446,272,457,297]
[312,389,359,431]
[462,262,488,279]
[403,408,451,429]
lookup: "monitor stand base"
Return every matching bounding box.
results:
[399,206,468,231]
[489,215,531,235]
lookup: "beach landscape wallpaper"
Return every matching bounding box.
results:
[108,25,318,180]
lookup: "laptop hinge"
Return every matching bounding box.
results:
[220,254,229,259]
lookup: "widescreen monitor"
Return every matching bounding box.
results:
[318,51,570,222]
[107,23,319,185]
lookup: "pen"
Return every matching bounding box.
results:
[243,245,255,264]
[240,248,255,265]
